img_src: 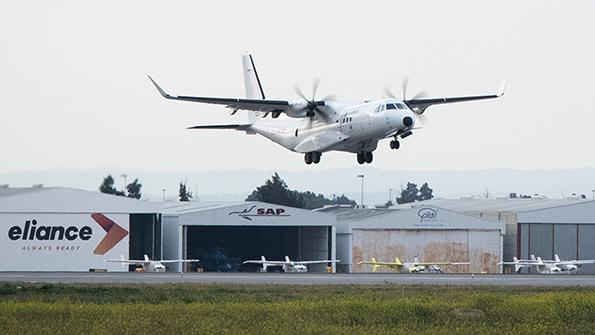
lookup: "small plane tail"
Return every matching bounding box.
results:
[513,257,522,272]
[242,54,266,122]
[261,256,267,272]
[144,254,150,262]
[555,254,561,262]
[530,254,537,261]
[395,257,403,266]
[369,257,381,272]
[285,256,291,263]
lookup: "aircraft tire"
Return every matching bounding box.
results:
[364,151,373,163]
[392,140,400,150]
[357,152,365,164]
[390,140,396,149]
[304,153,312,165]
[312,152,321,164]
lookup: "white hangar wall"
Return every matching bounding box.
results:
[324,206,504,273]
[0,187,161,272]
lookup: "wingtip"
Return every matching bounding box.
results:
[497,77,507,97]
[147,75,171,98]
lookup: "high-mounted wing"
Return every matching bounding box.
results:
[243,260,290,266]
[159,259,200,263]
[105,259,148,265]
[149,76,291,113]
[358,261,402,267]
[294,260,340,265]
[413,261,470,266]
[404,79,506,113]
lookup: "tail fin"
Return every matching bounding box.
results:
[285,256,291,263]
[396,257,403,266]
[413,256,418,264]
[370,257,381,272]
[555,254,561,262]
[242,54,265,122]
[537,257,544,264]
[513,257,521,272]
[144,254,150,262]
[261,256,267,272]
[530,254,537,261]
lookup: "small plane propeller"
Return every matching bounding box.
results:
[295,78,334,127]
[385,77,428,124]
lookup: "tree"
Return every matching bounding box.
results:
[179,181,193,202]
[126,179,142,199]
[396,182,419,204]
[246,173,305,208]
[99,175,125,196]
[418,183,433,201]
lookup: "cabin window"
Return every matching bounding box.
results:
[295,129,298,137]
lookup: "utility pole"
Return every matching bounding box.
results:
[357,175,365,208]
[121,173,127,192]
[162,188,166,202]
[389,188,394,206]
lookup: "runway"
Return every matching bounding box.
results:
[2,272,595,286]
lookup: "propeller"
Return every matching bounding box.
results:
[385,77,428,124]
[295,79,334,127]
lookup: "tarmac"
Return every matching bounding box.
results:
[2,272,595,286]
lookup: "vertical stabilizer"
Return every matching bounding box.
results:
[144,254,150,262]
[242,54,265,123]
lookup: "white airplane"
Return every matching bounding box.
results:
[243,256,339,273]
[106,255,199,273]
[358,256,469,273]
[149,54,505,165]
[500,254,595,274]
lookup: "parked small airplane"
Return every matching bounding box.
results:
[149,55,505,165]
[243,256,339,273]
[499,254,595,274]
[106,255,199,272]
[358,257,469,273]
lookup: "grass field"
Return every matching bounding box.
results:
[1,283,595,334]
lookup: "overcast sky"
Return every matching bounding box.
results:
[1,1,594,174]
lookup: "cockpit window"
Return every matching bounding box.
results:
[374,105,381,113]
[386,103,396,110]
[395,103,405,110]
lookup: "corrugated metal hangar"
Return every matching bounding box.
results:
[319,206,504,273]
[394,198,595,274]
[162,201,337,272]
[0,187,161,271]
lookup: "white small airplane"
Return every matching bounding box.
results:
[105,255,199,272]
[499,254,595,274]
[149,55,505,165]
[243,256,339,273]
[358,256,469,273]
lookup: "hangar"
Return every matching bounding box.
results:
[0,187,161,271]
[161,201,337,272]
[394,198,595,273]
[318,205,504,273]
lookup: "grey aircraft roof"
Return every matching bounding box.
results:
[390,198,591,213]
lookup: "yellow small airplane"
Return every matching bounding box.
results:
[358,257,469,273]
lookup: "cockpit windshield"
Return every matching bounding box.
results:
[386,103,397,110]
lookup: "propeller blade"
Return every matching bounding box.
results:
[410,91,428,100]
[321,94,336,101]
[402,77,410,100]
[384,87,396,99]
[312,78,320,101]
[294,85,308,101]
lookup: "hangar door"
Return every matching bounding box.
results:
[184,225,330,272]
[129,214,161,266]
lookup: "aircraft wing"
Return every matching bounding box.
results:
[404,80,506,113]
[105,259,148,265]
[294,260,340,265]
[413,262,470,266]
[558,260,595,266]
[149,76,291,113]
[158,259,200,263]
[358,261,402,267]
[243,260,290,266]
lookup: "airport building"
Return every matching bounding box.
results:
[161,201,337,272]
[0,187,161,271]
[319,206,505,273]
[393,198,595,273]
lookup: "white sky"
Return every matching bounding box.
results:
[1,0,594,173]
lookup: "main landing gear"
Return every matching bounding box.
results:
[356,151,373,164]
[389,139,400,150]
[304,152,321,165]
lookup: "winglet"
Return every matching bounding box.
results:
[148,75,176,99]
[497,78,507,97]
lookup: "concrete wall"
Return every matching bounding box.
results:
[351,229,501,273]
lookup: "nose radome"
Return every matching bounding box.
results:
[403,116,413,127]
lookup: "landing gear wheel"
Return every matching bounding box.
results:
[312,152,321,164]
[304,152,312,165]
[390,140,400,150]
[357,152,365,165]
[364,151,373,163]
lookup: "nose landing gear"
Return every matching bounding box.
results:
[304,152,322,165]
[389,139,400,150]
[356,151,373,164]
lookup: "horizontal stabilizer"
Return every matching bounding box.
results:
[187,124,252,131]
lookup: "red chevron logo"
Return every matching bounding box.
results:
[91,213,129,255]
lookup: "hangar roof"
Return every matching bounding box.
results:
[0,187,160,213]
[391,198,589,213]
[315,206,398,221]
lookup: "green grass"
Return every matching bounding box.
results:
[1,284,595,334]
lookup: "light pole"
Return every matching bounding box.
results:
[357,174,364,208]
[592,189,595,200]
[389,188,394,206]
[120,173,127,191]
[162,188,166,202]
